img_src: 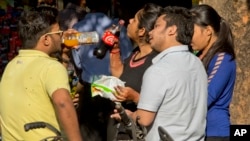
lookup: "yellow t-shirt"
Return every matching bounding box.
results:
[0,50,70,141]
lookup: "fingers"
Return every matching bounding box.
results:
[113,95,125,102]
[74,103,79,108]
[113,43,119,49]
[72,93,79,100]
[72,97,79,103]
[65,28,78,33]
[110,113,121,121]
[72,93,79,108]
[116,85,123,89]
[114,86,126,101]
[62,28,79,38]
[115,86,128,98]
[112,91,124,101]
[113,37,119,44]
[74,93,79,98]
[114,86,123,93]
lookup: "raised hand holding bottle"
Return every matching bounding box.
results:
[93,20,125,59]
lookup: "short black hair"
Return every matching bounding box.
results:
[34,4,59,18]
[160,6,194,45]
[18,6,58,49]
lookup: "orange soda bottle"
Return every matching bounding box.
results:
[62,31,99,48]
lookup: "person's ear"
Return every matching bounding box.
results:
[138,27,146,36]
[168,25,177,36]
[43,35,50,46]
[205,26,213,36]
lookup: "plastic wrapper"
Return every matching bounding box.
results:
[91,75,125,100]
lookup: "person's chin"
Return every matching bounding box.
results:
[149,40,154,46]
[190,45,196,50]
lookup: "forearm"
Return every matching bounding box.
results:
[130,109,155,127]
[110,48,123,77]
[53,90,82,141]
[56,100,82,141]
[207,54,236,107]
[130,89,140,104]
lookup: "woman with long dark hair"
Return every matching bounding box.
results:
[191,4,236,141]
[110,3,162,109]
[108,3,162,140]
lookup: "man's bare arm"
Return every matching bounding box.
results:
[52,88,82,141]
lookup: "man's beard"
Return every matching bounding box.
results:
[50,51,62,61]
[50,37,62,61]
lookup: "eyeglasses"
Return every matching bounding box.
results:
[45,30,64,37]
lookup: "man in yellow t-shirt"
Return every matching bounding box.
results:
[0,6,82,141]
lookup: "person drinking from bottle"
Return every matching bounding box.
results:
[107,3,162,140]
[0,6,82,141]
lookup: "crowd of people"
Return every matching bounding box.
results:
[0,0,236,141]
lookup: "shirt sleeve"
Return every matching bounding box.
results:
[207,53,236,107]
[137,66,167,112]
[44,61,71,97]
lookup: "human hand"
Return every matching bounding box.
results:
[110,106,133,122]
[103,26,120,49]
[62,28,79,48]
[110,39,120,55]
[72,93,80,108]
[110,109,121,121]
[62,28,79,38]
[112,38,120,49]
[113,86,136,102]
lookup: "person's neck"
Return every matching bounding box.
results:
[137,43,153,57]
[199,36,217,60]
[35,45,51,56]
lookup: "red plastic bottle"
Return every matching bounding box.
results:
[93,20,124,59]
